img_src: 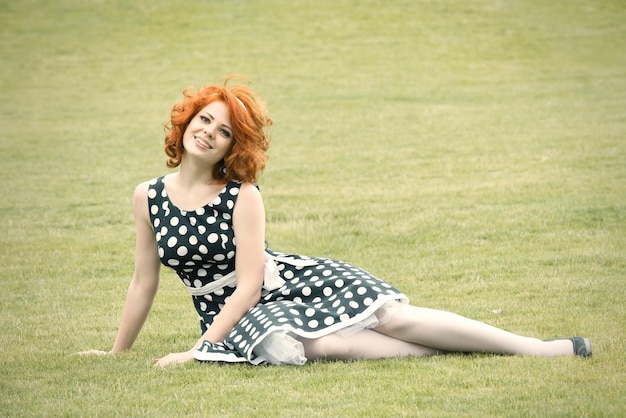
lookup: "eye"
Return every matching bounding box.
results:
[220,128,232,138]
[200,115,210,123]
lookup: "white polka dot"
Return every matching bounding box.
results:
[148,188,157,198]
[335,279,344,288]
[177,246,188,256]
[339,313,350,322]
[208,233,218,243]
[167,259,179,266]
[301,287,312,296]
[178,225,187,235]
[323,287,333,297]
[189,235,198,245]
[304,308,315,317]
[170,217,179,226]
[324,317,334,326]
[158,247,164,258]
[220,222,228,231]
[199,302,207,311]
[197,269,207,277]
[349,301,359,309]
[308,320,319,328]
[226,200,234,209]
[294,318,304,326]
[357,287,367,295]
[153,218,160,228]
[322,270,332,277]
[199,245,208,254]
[229,187,239,196]
[167,236,177,248]
[150,205,158,215]
[193,279,202,287]
[196,207,205,215]
[363,297,373,306]
[198,225,206,234]
[207,216,216,224]
[344,291,354,299]
[332,300,341,308]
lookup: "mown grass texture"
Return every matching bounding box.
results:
[1,0,625,416]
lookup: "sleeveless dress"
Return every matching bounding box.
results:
[147,176,408,365]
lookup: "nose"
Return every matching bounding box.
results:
[203,125,214,137]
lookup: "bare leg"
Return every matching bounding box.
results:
[374,305,575,357]
[299,329,441,362]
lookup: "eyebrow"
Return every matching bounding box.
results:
[202,111,233,131]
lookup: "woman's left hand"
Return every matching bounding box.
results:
[155,350,195,368]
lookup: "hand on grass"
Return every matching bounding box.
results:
[154,350,195,368]
[77,349,111,356]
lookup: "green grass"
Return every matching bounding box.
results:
[1,0,625,416]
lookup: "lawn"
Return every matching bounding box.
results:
[1,0,625,416]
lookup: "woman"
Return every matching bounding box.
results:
[81,77,591,366]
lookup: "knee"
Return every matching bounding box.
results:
[300,335,350,361]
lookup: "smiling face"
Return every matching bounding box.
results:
[182,100,234,166]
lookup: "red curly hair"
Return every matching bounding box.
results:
[164,76,272,183]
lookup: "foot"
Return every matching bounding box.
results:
[545,337,592,358]
[569,337,592,358]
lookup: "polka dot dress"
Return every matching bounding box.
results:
[148,176,407,365]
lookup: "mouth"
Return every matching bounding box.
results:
[194,136,213,150]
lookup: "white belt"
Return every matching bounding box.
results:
[186,252,317,296]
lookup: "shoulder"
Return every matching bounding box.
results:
[132,178,161,216]
[134,177,163,198]
[235,182,262,203]
[233,182,264,213]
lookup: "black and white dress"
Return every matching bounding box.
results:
[148,176,408,365]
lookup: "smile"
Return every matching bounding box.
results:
[194,136,213,150]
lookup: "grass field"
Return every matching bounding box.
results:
[1,0,625,416]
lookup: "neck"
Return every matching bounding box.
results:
[176,159,223,187]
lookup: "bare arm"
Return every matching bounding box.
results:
[154,182,265,366]
[195,182,265,344]
[112,182,161,352]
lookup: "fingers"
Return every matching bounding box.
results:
[77,349,110,356]
[153,351,194,368]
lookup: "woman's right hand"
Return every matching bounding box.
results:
[77,349,111,356]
